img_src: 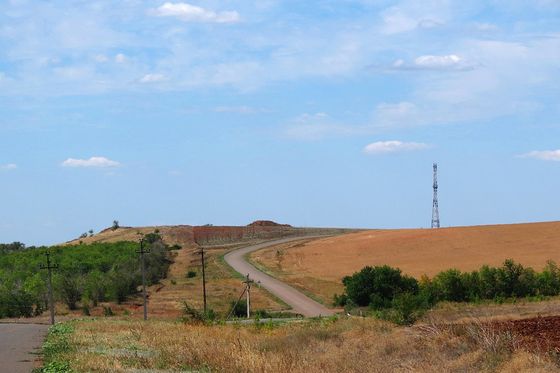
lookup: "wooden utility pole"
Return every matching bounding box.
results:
[200,248,207,313]
[136,238,150,321]
[243,274,254,319]
[192,247,208,313]
[40,252,58,325]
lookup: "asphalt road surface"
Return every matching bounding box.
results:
[0,323,48,373]
[224,237,335,317]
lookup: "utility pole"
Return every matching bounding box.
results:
[431,163,440,228]
[40,252,58,325]
[194,247,207,314]
[243,274,254,319]
[136,237,150,321]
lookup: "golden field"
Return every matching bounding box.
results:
[250,222,560,305]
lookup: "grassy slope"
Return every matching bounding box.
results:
[63,226,291,317]
[251,221,560,307]
[42,317,559,372]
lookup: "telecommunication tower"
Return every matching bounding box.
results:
[431,163,440,228]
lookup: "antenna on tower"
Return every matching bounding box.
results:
[431,163,440,228]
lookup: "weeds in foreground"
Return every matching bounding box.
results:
[42,317,560,373]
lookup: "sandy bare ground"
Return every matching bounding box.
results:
[224,237,334,317]
[0,323,48,373]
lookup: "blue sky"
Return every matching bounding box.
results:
[1,0,559,245]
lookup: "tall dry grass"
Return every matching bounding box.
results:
[55,317,560,372]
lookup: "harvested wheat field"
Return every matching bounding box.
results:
[251,221,560,305]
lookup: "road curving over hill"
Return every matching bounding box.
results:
[224,237,335,317]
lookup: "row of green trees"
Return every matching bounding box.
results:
[335,259,560,324]
[0,234,171,318]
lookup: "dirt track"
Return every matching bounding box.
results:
[224,237,334,317]
[0,323,48,373]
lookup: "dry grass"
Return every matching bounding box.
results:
[147,245,288,318]
[251,221,560,305]
[52,317,560,372]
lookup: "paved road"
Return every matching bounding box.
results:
[224,237,335,317]
[0,323,49,373]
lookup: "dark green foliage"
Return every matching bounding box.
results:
[0,236,171,318]
[186,270,197,278]
[342,265,418,308]
[0,242,26,254]
[230,299,248,318]
[341,259,560,325]
[181,301,216,323]
[379,292,427,325]
[103,306,114,316]
[332,293,348,307]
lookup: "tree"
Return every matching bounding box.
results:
[342,265,418,308]
[112,220,120,230]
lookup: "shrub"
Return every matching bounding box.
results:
[342,265,418,308]
[388,292,427,325]
[186,270,197,278]
[230,299,248,318]
[432,269,468,302]
[103,306,114,316]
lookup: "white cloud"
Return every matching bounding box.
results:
[519,150,560,161]
[415,54,461,68]
[391,54,476,71]
[152,2,240,24]
[214,106,266,114]
[140,73,166,83]
[61,157,120,168]
[1,163,17,170]
[115,53,126,63]
[94,54,109,63]
[363,141,430,154]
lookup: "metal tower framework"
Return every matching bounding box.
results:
[431,163,440,228]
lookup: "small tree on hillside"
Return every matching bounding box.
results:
[112,220,120,230]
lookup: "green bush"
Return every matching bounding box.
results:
[342,265,418,308]
[339,259,560,326]
[186,270,197,278]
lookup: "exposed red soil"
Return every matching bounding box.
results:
[493,316,560,352]
[247,220,291,227]
[192,225,295,245]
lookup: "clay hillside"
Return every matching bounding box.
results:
[64,221,350,247]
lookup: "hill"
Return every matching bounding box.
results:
[250,221,560,305]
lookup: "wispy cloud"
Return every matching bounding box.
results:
[214,106,267,114]
[1,163,17,170]
[61,157,121,168]
[284,113,360,140]
[392,54,476,71]
[151,2,240,24]
[363,141,430,154]
[140,74,166,83]
[519,150,560,161]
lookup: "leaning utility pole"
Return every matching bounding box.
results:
[136,238,150,321]
[40,252,58,325]
[243,274,254,319]
[194,247,207,314]
[431,163,440,228]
